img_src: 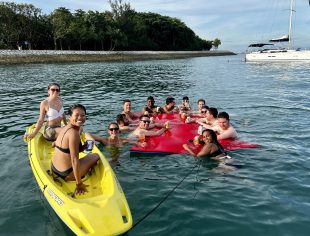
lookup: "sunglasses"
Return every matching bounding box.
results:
[109,128,119,131]
[141,120,150,124]
[201,110,207,113]
[50,88,60,92]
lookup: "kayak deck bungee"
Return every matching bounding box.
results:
[130,113,258,155]
[26,124,132,236]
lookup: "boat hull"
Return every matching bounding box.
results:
[246,50,310,62]
[26,124,132,236]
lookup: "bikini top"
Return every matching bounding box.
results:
[208,144,226,158]
[46,100,64,121]
[55,128,85,154]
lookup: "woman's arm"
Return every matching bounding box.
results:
[87,133,108,145]
[196,144,212,157]
[27,100,47,139]
[182,144,197,158]
[69,130,87,194]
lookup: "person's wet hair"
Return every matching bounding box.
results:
[208,107,218,118]
[166,97,175,105]
[147,96,154,101]
[68,104,86,116]
[197,99,205,104]
[123,99,131,104]
[108,122,119,130]
[218,111,229,120]
[48,82,60,91]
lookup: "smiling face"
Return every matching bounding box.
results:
[139,117,150,129]
[202,130,213,143]
[48,84,60,97]
[201,108,208,117]
[147,99,155,107]
[218,118,230,130]
[123,101,131,113]
[70,107,85,127]
[198,101,205,111]
[108,123,119,136]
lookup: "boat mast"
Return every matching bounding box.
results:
[288,0,294,49]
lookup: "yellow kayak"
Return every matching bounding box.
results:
[26,124,132,236]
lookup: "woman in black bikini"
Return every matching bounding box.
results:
[183,129,226,160]
[51,104,99,195]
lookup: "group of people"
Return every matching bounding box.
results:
[25,83,239,194]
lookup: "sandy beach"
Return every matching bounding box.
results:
[0,50,236,64]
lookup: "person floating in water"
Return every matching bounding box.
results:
[85,122,138,163]
[211,112,238,140]
[183,129,226,161]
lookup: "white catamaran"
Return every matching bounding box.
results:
[245,0,310,62]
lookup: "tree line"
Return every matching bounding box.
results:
[0,0,218,51]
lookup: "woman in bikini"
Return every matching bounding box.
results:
[183,129,226,160]
[51,104,100,195]
[25,83,67,141]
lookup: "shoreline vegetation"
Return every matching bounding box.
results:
[0,50,236,64]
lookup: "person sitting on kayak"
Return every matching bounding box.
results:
[51,104,99,195]
[161,97,179,114]
[24,83,67,141]
[116,113,136,131]
[122,99,139,124]
[129,115,168,140]
[183,129,226,160]
[211,111,238,140]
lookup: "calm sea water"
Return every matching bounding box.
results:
[1,54,310,236]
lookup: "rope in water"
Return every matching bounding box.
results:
[128,161,201,231]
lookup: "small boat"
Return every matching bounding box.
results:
[26,124,132,236]
[245,0,310,62]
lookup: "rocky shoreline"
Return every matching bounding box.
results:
[0,50,236,64]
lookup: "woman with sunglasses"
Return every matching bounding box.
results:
[183,129,226,160]
[85,122,139,162]
[25,83,67,141]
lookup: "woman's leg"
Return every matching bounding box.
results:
[65,153,100,181]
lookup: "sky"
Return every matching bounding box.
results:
[11,0,310,52]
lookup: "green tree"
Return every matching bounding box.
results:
[212,38,221,50]
[50,7,72,50]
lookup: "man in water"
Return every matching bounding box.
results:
[161,97,179,114]
[196,107,219,128]
[130,115,167,139]
[142,96,159,114]
[212,112,238,140]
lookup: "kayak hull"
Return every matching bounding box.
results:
[26,124,132,236]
